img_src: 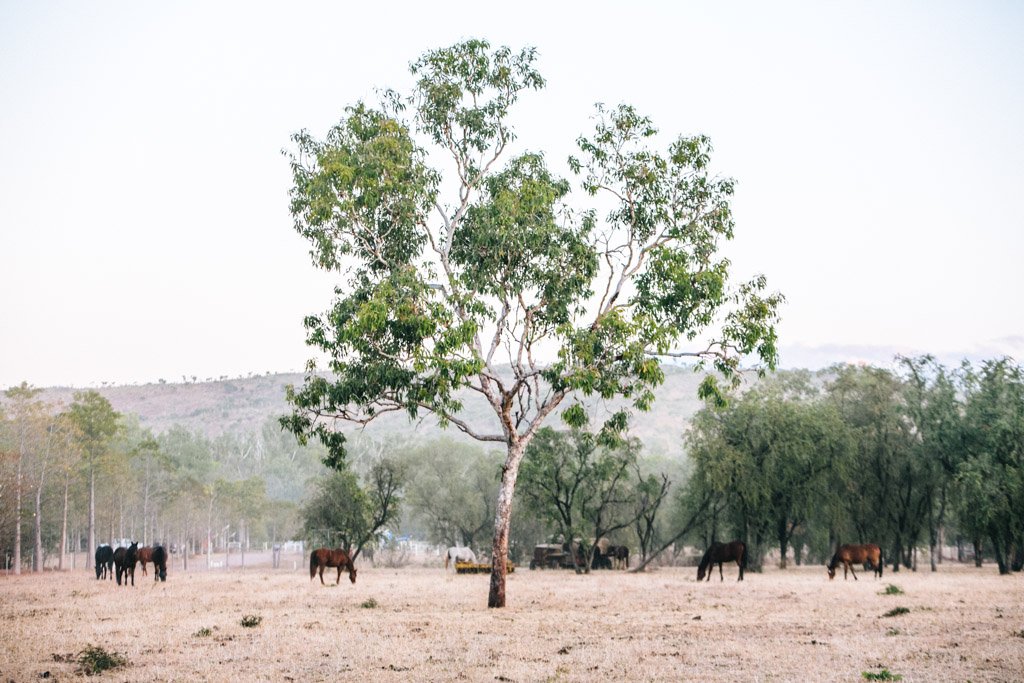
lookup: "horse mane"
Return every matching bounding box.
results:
[697,546,713,572]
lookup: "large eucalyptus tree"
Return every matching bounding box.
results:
[283,40,782,607]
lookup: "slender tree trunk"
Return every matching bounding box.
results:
[973,537,983,567]
[488,441,527,608]
[14,455,23,575]
[59,474,69,571]
[88,468,96,568]
[33,472,45,572]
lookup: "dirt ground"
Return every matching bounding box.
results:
[0,562,1021,682]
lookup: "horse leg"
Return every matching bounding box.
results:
[336,566,342,585]
[737,559,743,581]
[719,562,724,582]
[318,565,325,585]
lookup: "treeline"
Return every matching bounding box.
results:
[0,386,327,573]
[683,357,1024,574]
[303,356,1024,576]
[4,355,1022,575]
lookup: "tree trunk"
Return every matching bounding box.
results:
[990,533,1009,575]
[59,475,69,571]
[14,455,23,575]
[973,537,983,567]
[33,476,44,572]
[488,441,527,608]
[88,468,95,567]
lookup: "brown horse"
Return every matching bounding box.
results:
[310,547,357,585]
[697,540,746,582]
[137,546,153,576]
[827,543,882,580]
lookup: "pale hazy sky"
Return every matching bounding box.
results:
[2,1,1022,388]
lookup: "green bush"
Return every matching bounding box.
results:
[240,614,263,628]
[862,669,902,681]
[77,646,128,676]
[881,607,910,618]
[360,597,379,609]
[879,584,904,595]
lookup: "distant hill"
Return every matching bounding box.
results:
[32,366,717,456]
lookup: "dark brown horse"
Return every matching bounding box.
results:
[697,540,746,582]
[150,545,168,582]
[113,542,139,586]
[95,545,114,580]
[827,543,882,580]
[310,547,357,585]
[137,546,154,576]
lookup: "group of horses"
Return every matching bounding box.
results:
[696,540,884,582]
[307,541,883,587]
[94,542,168,586]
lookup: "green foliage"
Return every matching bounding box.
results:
[881,607,910,618]
[862,669,903,681]
[240,614,262,628]
[193,627,213,638]
[302,459,404,553]
[880,584,904,595]
[282,38,781,465]
[360,598,379,609]
[77,645,128,676]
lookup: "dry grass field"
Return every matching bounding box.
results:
[1,562,1022,682]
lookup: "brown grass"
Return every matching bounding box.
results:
[1,564,1021,681]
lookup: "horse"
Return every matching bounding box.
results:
[827,543,882,580]
[697,540,746,582]
[137,546,153,576]
[94,545,114,580]
[444,546,476,570]
[113,542,139,586]
[610,545,630,570]
[310,547,357,585]
[150,545,168,582]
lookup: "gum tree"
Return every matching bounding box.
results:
[283,40,782,607]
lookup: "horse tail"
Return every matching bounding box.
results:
[309,551,316,580]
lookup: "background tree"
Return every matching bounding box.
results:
[402,438,500,550]
[958,358,1024,574]
[283,39,781,607]
[67,390,120,561]
[303,458,404,560]
[519,428,641,573]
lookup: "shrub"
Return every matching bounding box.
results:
[194,627,213,637]
[77,646,128,676]
[881,607,910,618]
[862,669,903,681]
[240,615,262,628]
[879,584,904,595]
[361,598,379,609]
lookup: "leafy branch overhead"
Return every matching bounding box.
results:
[283,39,782,465]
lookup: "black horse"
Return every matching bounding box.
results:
[94,545,114,580]
[697,540,746,582]
[113,542,139,586]
[151,545,168,582]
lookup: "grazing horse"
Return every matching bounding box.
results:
[94,545,114,580]
[137,546,154,576]
[610,545,630,570]
[310,547,357,585]
[827,543,882,580]
[697,540,746,582]
[114,542,139,586]
[444,546,476,571]
[150,545,168,582]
